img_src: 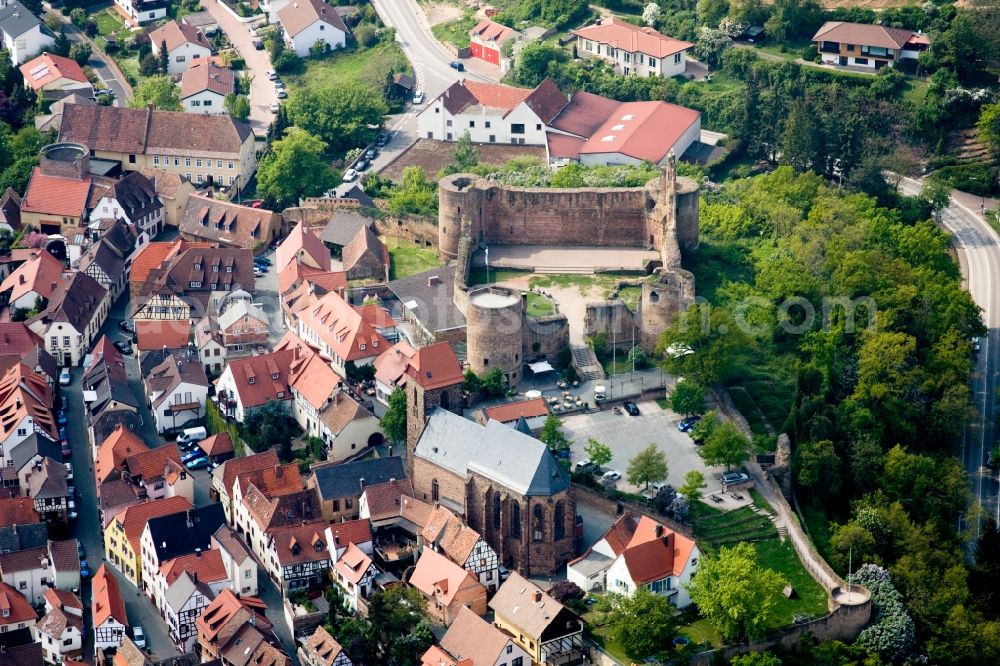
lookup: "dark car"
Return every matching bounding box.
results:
[678,415,702,432]
[181,450,202,464]
[254,256,272,266]
[61,443,71,458]
[118,320,135,334]
[376,133,389,147]
[113,339,132,354]
[554,448,571,459]
[253,38,264,50]
[364,148,378,161]
[355,158,370,171]
[449,60,464,71]
[186,456,210,470]
[623,401,640,416]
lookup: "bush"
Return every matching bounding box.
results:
[355,24,377,48]
[801,44,818,60]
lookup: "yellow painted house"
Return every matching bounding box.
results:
[104,496,192,587]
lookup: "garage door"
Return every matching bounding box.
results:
[483,46,500,66]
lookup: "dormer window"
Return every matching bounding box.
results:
[248,377,255,385]
[194,263,202,270]
[277,391,284,398]
[271,373,279,380]
[227,266,233,273]
[372,340,378,347]
[359,344,366,351]
[190,281,202,288]
[2,609,8,618]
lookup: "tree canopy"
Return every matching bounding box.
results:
[130,76,181,111]
[257,127,337,208]
[287,81,388,156]
[626,444,668,490]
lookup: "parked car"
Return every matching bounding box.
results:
[601,469,622,482]
[61,443,71,458]
[623,401,640,416]
[133,626,146,649]
[412,90,425,104]
[269,102,280,113]
[276,89,287,99]
[266,70,277,80]
[974,336,983,353]
[364,148,377,161]
[376,133,389,147]
[273,80,285,91]
[342,168,358,182]
[677,415,702,432]
[721,471,750,485]
[76,540,84,559]
[254,256,271,266]
[253,39,264,50]
[80,561,90,579]
[449,60,464,71]
[177,426,207,444]
[574,459,596,474]
[57,410,67,425]
[355,158,370,171]
[181,450,202,464]
[554,448,571,459]
[65,463,73,482]
[118,320,134,334]
[253,266,264,277]
[113,339,132,354]
[186,456,210,470]
[59,368,71,386]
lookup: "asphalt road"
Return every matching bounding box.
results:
[897,176,1000,538]
[203,0,277,137]
[43,7,131,106]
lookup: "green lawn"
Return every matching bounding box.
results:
[286,41,410,93]
[432,14,478,49]
[754,539,829,625]
[756,39,812,61]
[468,267,531,286]
[617,285,641,310]
[387,238,443,280]
[678,617,723,647]
[94,9,124,36]
[656,397,670,410]
[525,292,554,317]
[748,487,774,514]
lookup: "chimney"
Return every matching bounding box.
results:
[655,524,663,538]
[186,509,194,529]
[195,548,202,558]
[275,465,283,478]
[359,478,365,489]
[427,275,441,287]
[193,571,198,584]
[533,590,542,603]
[18,274,23,285]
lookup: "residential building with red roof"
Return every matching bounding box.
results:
[19,52,92,95]
[420,503,500,591]
[409,545,487,625]
[103,495,192,586]
[813,21,930,70]
[479,396,550,430]
[210,448,279,523]
[134,319,191,352]
[277,0,349,58]
[469,19,520,68]
[568,512,699,607]
[332,541,380,612]
[34,587,83,663]
[196,588,275,662]
[359,479,413,528]
[150,20,212,75]
[417,78,559,145]
[341,225,388,281]
[180,194,280,250]
[215,348,296,422]
[436,606,531,666]
[123,442,192,502]
[301,625,354,666]
[212,524,259,596]
[26,270,110,366]
[490,572,585,664]
[0,248,64,311]
[0,323,55,389]
[573,17,692,78]
[198,432,234,462]
[0,363,56,466]
[276,221,332,274]
[18,165,91,237]
[373,340,463,410]
[144,353,209,434]
[78,218,141,302]
[294,290,388,376]
[264,520,331,594]
[420,645,469,666]
[323,517,373,564]
[92,563,127,652]
[154,549,229,652]
[0,580,37,635]
[0,496,39,528]
[181,60,234,114]
[94,425,149,487]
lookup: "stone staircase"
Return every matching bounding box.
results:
[571,344,605,381]
[749,501,788,541]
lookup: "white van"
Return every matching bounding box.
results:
[176,426,207,444]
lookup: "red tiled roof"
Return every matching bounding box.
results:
[0,497,40,528]
[124,443,183,482]
[44,586,82,612]
[269,520,329,566]
[278,0,348,37]
[0,581,36,625]
[463,80,533,112]
[199,432,233,456]
[409,546,482,606]
[235,462,303,501]
[160,548,228,586]
[134,319,190,351]
[0,249,64,305]
[19,52,88,91]
[353,303,395,330]
[20,167,90,218]
[547,90,621,138]
[812,21,916,49]
[297,291,388,363]
[469,19,516,44]
[180,61,234,99]
[572,17,692,58]
[219,449,279,497]
[334,542,373,585]
[92,564,127,628]
[150,20,210,53]
[576,100,700,164]
[546,131,586,160]
[0,323,43,358]
[197,588,271,643]
[362,479,413,521]
[95,426,149,486]
[620,515,696,582]
[483,397,549,423]
[220,349,296,410]
[276,222,332,273]
[326,518,372,551]
[406,342,463,390]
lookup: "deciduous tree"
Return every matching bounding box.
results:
[627,444,668,490]
[605,587,677,659]
[670,380,706,416]
[257,127,337,208]
[539,415,570,452]
[584,437,613,468]
[679,470,706,503]
[130,76,181,111]
[286,81,388,155]
[379,388,407,444]
[698,420,750,470]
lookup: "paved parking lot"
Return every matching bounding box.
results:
[561,399,726,495]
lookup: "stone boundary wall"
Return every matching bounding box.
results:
[573,484,694,540]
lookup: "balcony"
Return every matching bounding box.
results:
[819,42,840,54]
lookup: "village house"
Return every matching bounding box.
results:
[83,338,140,453]
[122,443,192,502]
[212,524,259,596]
[420,503,501,592]
[17,157,92,238]
[572,17,692,77]
[9,434,61,493]
[145,354,209,434]
[0,539,79,605]
[468,19,521,70]
[149,20,213,75]
[0,248,63,313]
[104,495,192,586]
[332,542,379,613]
[264,520,331,595]
[19,52,92,98]
[308,456,406,523]
[295,291,388,377]
[198,432,235,466]
[180,194,280,250]
[195,588,276,663]
[342,225,388,281]
[94,425,148,488]
[239,484,321,575]
[181,11,219,36]
[98,480,143,530]
[0,363,57,468]
[417,79,556,145]
[195,289,270,364]
[92,563,128,653]
[181,60,234,114]
[88,170,164,244]
[408,546,488,626]
[59,104,257,191]
[300,625,353,666]
[278,0,349,58]
[0,1,54,65]
[323,518,373,565]
[0,580,36,641]
[210,449,279,523]
[78,218,140,303]
[139,504,226,598]
[140,168,197,228]
[24,457,68,523]
[372,340,463,414]
[27,271,109,366]
[114,0,169,26]
[478,396,550,430]
[0,323,56,387]
[813,21,930,70]
[214,348,296,422]
[276,222,331,274]
[433,605,532,666]
[33,587,83,663]
[159,568,219,652]
[490,572,586,665]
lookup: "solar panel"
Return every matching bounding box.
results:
[32,68,50,81]
[28,63,46,75]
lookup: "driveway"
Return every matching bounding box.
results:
[43,6,132,105]
[560,399,725,495]
[203,0,276,136]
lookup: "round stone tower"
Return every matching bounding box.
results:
[466,286,524,386]
[38,143,89,180]
[438,173,481,261]
[638,270,696,353]
[675,176,700,252]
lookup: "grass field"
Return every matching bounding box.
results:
[432,14,478,49]
[287,41,410,93]
[525,292,554,317]
[386,238,443,280]
[755,539,829,624]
